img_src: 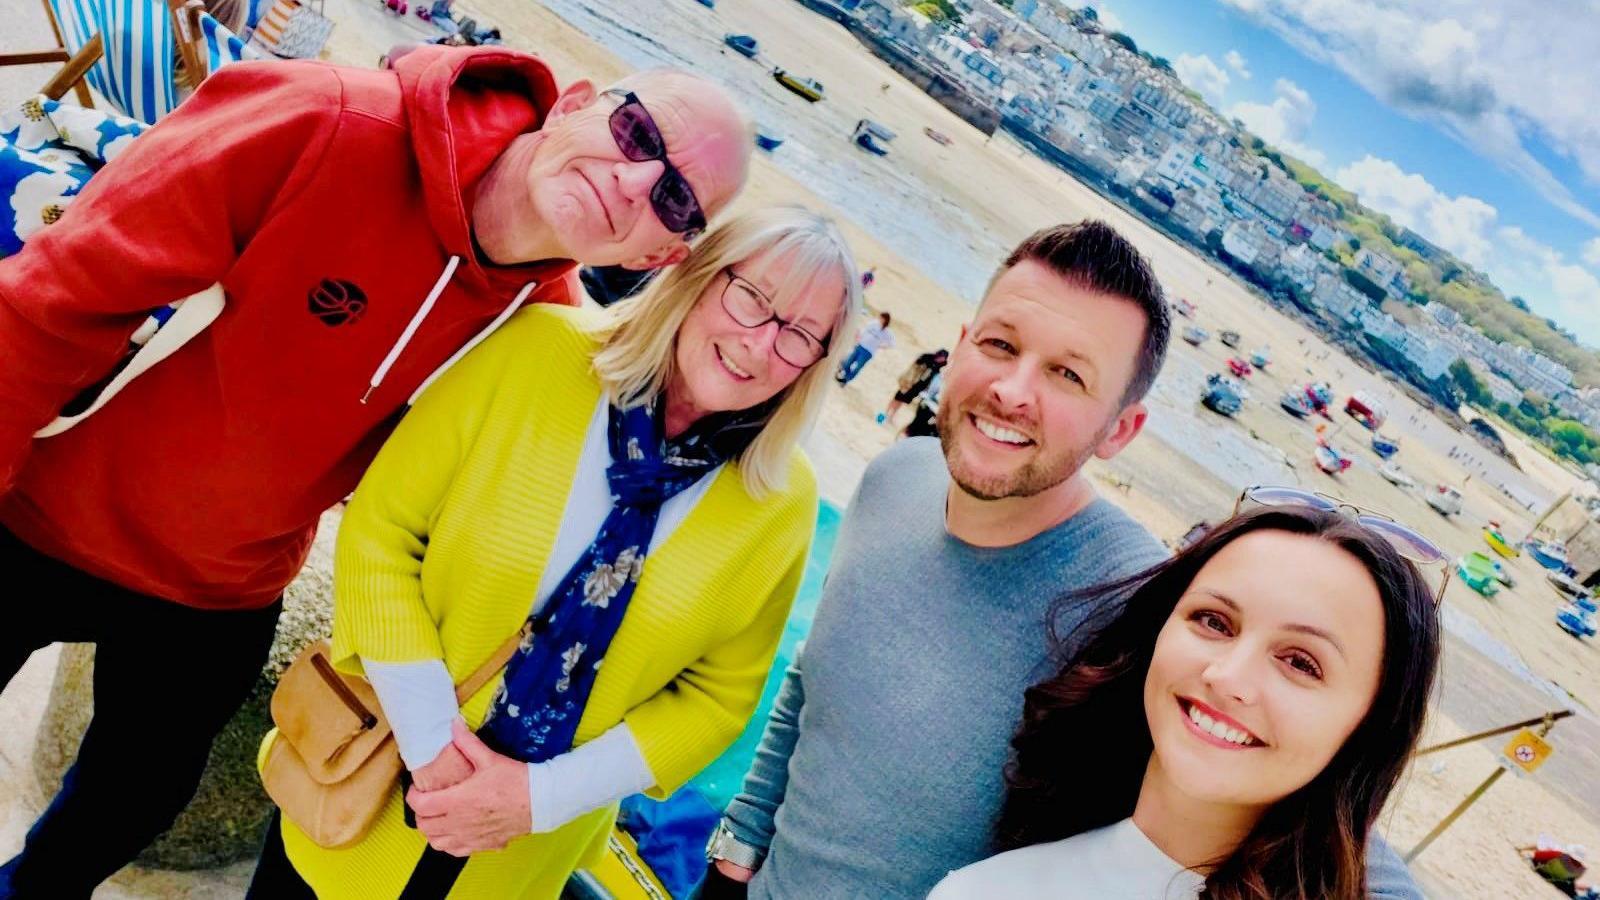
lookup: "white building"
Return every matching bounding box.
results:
[1222,220,1269,266]
[1354,248,1407,299]
[1314,271,1371,323]
[1399,332,1459,381]
[1279,243,1321,293]
[1361,309,1406,347]
[1427,302,1462,328]
[1246,167,1303,226]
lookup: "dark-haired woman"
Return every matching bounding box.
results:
[931,497,1442,899]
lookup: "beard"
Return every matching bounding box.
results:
[938,403,1107,501]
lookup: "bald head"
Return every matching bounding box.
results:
[609,68,752,215]
[486,67,753,270]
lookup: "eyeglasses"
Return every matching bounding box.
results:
[1234,485,1451,606]
[720,269,831,369]
[602,89,707,239]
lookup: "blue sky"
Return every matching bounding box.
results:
[1082,0,1600,346]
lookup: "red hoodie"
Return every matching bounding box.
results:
[0,47,579,610]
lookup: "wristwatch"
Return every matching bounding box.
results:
[705,821,765,870]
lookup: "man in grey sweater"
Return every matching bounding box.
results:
[699,222,1422,899]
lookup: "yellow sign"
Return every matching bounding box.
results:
[1502,728,1553,774]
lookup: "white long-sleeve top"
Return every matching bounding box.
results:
[928,818,1206,899]
[363,396,720,832]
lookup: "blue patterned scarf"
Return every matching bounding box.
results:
[482,396,770,762]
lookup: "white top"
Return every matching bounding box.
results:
[363,396,720,832]
[857,320,895,354]
[928,818,1206,899]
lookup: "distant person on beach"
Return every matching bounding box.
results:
[900,370,942,439]
[932,498,1442,898]
[700,222,1425,900]
[860,267,876,289]
[0,46,752,895]
[834,310,893,384]
[876,347,948,425]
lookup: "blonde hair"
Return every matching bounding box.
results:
[590,206,863,497]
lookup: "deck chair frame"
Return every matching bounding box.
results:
[0,0,98,105]
[1,0,215,109]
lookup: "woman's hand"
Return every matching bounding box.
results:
[407,719,531,856]
[410,733,474,792]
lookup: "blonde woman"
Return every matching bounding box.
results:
[250,206,860,899]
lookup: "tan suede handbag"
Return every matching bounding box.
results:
[260,628,525,848]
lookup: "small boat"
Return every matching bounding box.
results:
[1547,570,1589,601]
[773,69,824,102]
[1483,527,1520,558]
[1181,325,1209,346]
[1314,444,1351,475]
[1378,460,1414,489]
[1371,433,1400,459]
[851,119,895,157]
[1279,390,1314,418]
[1249,346,1270,368]
[723,33,758,58]
[1305,382,1334,418]
[1556,603,1596,638]
[1220,329,1242,348]
[1457,551,1502,597]
[1174,298,1196,318]
[1201,373,1243,417]
[1226,357,1252,378]
[1344,390,1388,430]
[1529,540,1569,572]
[753,127,783,151]
[923,127,952,146]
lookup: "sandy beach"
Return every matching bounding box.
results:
[3,0,1598,895]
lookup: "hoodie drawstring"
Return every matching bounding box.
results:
[362,255,461,404]
[405,280,539,406]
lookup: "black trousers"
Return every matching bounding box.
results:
[0,526,283,900]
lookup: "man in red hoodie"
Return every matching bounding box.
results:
[0,45,751,897]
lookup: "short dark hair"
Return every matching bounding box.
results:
[879,311,892,325]
[993,221,1169,405]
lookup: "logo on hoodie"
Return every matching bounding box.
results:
[308,279,367,327]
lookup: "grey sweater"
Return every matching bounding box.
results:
[723,438,1168,898]
[721,438,1422,900]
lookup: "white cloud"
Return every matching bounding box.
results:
[1224,50,1252,79]
[1583,237,1600,268]
[1213,0,1600,230]
[1173,53,1231,106]
[1333,154,1600,342]
[1228,78,1326,167]
[1083,2,1124,33]
[1334,155,1497,267]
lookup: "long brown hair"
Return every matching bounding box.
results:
[997,507,1440,899]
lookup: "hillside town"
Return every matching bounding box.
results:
[826,0,1600,453]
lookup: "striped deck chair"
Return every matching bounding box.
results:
[42,0,255,124]
[197,9,260,72]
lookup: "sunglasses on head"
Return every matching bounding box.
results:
[1234,485,1451,606]
[601,89,708,239]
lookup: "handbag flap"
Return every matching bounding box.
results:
[272,640,394,785]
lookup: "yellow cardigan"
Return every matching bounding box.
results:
[261,305,816,899]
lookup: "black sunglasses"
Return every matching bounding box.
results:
[602,89,708,239]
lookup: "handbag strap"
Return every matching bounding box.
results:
[453,622,529,704]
